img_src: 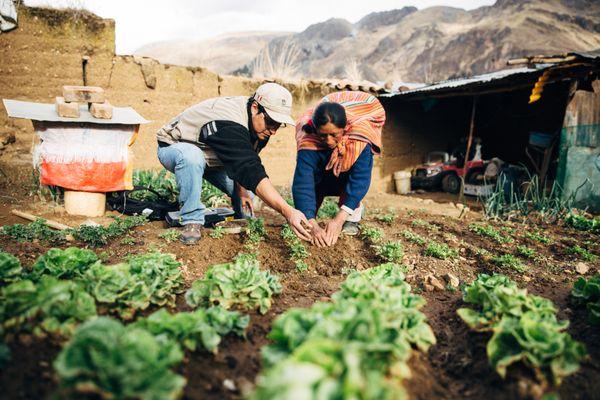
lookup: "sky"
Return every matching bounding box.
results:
[24,0,497,54]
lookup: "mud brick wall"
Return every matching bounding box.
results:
[0,5,416,192]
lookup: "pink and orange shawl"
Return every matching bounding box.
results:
[296,91,386,176]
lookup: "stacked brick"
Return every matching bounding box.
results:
[55,86,113,119]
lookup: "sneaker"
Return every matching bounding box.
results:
[342,221,359,236]
[181,223,202,245]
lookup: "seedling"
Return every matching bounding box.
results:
[412,219,437,231]
[376,210,396,225]
[524,230,552,244]
[565,245,597,262]
[517,245,537,259]
[360,226,384,244]
[469,223,514,244]
[491,254,526,272]
[424,241,458,260]
[281,224,310,272]
[374,241,404,263]
[318,197,339,219]
[159,229,181,243]
[402,230,426,246]
[210,226,224,239]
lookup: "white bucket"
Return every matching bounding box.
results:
[64,191,106,217]
[394,171,411,195]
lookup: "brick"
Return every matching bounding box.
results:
[55,96,79,118]
[90,101,113,119]
[62,85,105,103]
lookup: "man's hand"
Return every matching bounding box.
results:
[236,184,254,216]
[309,219,328,247]
[284,207,312,241]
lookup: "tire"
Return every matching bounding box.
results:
[465,166,485,184]
[442,173,461,194]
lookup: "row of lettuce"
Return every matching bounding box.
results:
[1,223,597,399]
[0,244,282,399]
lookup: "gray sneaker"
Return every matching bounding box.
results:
[181,223,202,245]
[342,221,359,236]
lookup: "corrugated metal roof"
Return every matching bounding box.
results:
[381,64,550,97]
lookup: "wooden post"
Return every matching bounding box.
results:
[459,96,478,202]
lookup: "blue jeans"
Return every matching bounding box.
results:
[157,142,244,225]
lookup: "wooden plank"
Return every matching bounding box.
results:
[62,85,105,103]
[11,209,72,230]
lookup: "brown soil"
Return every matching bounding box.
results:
[0,184,598,400]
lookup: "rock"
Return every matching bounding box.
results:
[522,275,532,282]
[445,273,460,288]
[575,262,589,275]
[223,379,237,392]
[428,275,445,291]
[423,199,434,205]
[424,283,435,292]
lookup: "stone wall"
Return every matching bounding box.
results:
[0,5,421,192]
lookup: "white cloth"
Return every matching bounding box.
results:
[342,203,363,223]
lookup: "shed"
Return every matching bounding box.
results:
[377,51,600,211]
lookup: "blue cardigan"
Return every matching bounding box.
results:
[292,145,373,219]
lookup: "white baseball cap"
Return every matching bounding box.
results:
[253,83,295,126]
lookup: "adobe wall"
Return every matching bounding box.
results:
[0,6,402,192]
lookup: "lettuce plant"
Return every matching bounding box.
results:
[373,241,404,263]
[82,262,152,320]
[0,251,22,283]
[458,274,586,388]
[185,256,281,314]
[251,339,408,400]
[133,306,249,353]
[0,276,96,337]
[487,311,586,385]
[126,252,184,307]
[253,264,434,399]
[54,317,185,400]
[30,247,99,280]
[571,274,600,325]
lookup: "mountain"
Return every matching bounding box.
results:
[135,0,600,83]
[134,31,290,74]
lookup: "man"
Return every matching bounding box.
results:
[156,83,311,244]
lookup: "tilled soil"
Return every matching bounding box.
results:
[0,190,599,400]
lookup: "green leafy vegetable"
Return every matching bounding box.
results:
[185,256,281,314]
[133,307,249,353]
[0,219,66,244]
[0,251,22,283]
[373,241,404,262]
[30,247,98,280]
[54,317,185,400]
[253,264,434,399]
[0,276,96,337]
[423,241,458,259]
[571,274,600,325]
[360,226,384,244]
[317,197,339,219]
[458,274,586,388]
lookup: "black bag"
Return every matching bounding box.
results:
[107,186,179,221]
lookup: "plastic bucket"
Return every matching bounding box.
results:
[64,191,106,217]
[394,171,411,194]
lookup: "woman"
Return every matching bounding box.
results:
[292,91,386,247]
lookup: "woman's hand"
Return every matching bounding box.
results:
[323,210,350,246]
[309,219,328,247]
